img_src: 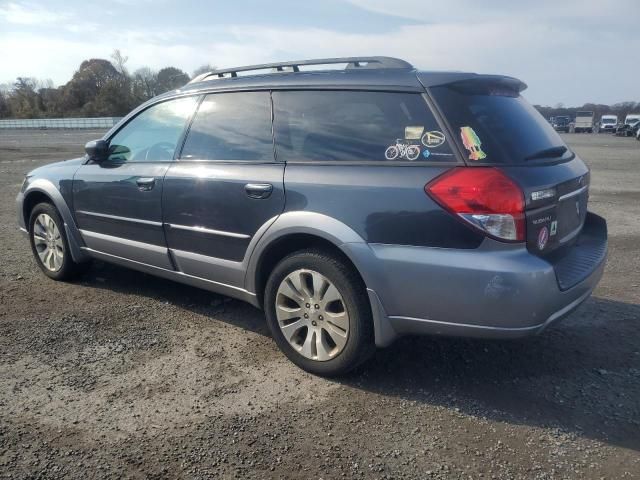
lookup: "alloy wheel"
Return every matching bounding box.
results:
[32,213,64,272]
[275,269,350,361]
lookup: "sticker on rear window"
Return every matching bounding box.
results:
[421,131,446,148]
[385,140,421,161]
[460,126,487,161]
[405,126,425,140]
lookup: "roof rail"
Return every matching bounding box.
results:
[188,56,413,84]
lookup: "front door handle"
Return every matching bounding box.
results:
[245,183,273,199]
[136,177,156,191]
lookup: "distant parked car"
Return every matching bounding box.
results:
[616,116,640,137]
[552,116,571,133]
[598,115,618,133]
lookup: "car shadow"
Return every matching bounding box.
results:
[79,261,639,452]
[78,260,270,336]
[343,296,640,452]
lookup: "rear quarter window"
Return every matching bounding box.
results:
[272,91,456,163]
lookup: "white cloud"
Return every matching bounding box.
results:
[0,0,637,105]
[0,1,70,25]
[346,0,636,27]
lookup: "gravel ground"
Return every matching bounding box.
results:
[0,130,639,479]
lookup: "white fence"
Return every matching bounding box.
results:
[0,117,122,129]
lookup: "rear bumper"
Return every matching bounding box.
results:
[353,213,607,346]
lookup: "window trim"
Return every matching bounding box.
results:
[176,90,279,164]
[271,89,465,167]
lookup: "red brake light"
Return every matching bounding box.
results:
[425,167,525,242]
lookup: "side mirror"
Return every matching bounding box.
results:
[85,139,108,161]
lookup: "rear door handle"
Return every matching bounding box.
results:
[245,183,273,199]
[136,177,155,191]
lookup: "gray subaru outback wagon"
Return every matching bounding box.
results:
[17,57,607,376]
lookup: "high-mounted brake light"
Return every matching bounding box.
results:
[425,167,525,242]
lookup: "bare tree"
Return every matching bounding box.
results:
[111,49,129,76]
[132,67,159,100]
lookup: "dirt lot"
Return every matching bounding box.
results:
[0,130,639,479]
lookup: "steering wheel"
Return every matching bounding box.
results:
[144,142,175,161]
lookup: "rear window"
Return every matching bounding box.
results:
[431,85,572,164]
[272,91,456,163]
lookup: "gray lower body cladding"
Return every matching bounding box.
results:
[348,212,607,346]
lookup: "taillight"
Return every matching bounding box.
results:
[425,167,525,242]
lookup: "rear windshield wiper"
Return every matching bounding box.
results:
[524,146,569,161]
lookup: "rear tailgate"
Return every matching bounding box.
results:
[503,161,589,256]
[428,78,592,256]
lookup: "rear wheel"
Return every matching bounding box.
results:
[264,249,374,376]
[384,145,399,160]
[28,202,88,281]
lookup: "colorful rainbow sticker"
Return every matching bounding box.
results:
[460,126,487,161]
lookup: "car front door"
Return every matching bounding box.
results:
[162,91,285,286]
[73,96,199,268]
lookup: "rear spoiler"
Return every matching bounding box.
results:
[417,72,527,93]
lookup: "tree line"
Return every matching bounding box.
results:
[0,50,214,119]
[1,50,638,120]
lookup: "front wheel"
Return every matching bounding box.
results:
[405,145,420,161]
[264,250,375,376]
[28,202,88,280]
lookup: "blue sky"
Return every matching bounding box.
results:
[0,0,637,106]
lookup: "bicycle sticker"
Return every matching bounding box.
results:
[405,126,424,140]
[460,126,487,161]
[421,131,446,148]
[385,139,421,161]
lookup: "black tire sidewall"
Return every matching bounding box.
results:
[28,203,76,281]
[264,250,374,376]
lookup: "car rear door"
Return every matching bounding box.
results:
[73,96,199,268]
[161,91,284,285]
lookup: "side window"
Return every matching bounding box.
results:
[107,96,198,163]
[272,91,455,162]
[180,92,274,162]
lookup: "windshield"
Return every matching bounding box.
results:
[431,85,571,164]
[602,118,616,124]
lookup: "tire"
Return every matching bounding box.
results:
[385,145,399,160]
[264,249,375,376]
[28,202,88,281]
[406,145,420,161]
